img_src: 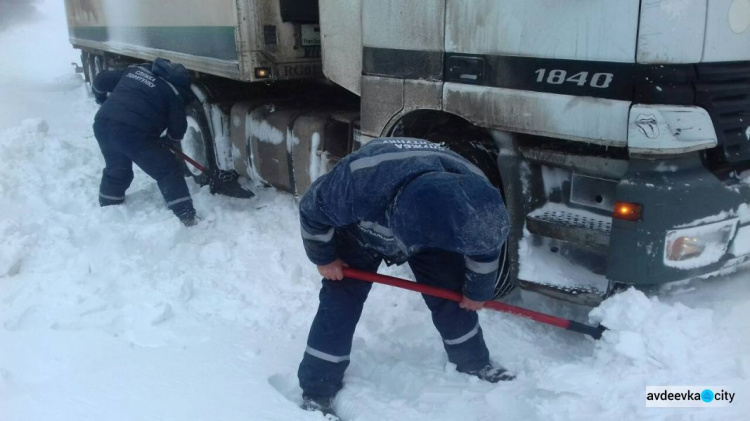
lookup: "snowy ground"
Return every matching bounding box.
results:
[1,3,749,421]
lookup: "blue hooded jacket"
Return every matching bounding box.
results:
[93,58,191,140]
[299,138,510,301]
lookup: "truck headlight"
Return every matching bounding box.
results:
[664,219,737,268]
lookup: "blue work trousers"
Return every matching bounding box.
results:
[298,231,491,399]
[93,118,194,218]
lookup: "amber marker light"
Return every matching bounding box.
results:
[255,67,271,78]
[613,201,642,221]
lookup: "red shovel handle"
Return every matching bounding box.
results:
[168,144,209,174]
[342,268,606,340]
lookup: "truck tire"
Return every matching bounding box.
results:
[93,55,104,77]
[180,99,217,186]
[406,123,515,299]
[87,53,103,84]
[442,138,513,299]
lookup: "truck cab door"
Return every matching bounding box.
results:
[358,0,446,138]
[442,0,641,146]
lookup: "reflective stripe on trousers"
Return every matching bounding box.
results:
[298,232,492,399]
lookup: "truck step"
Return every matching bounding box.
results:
[526,204,612,248]
[517,233,611,306]
[517,280,609,307]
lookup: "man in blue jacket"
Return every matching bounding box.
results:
[297,138,513,419]
[92,58,197,226]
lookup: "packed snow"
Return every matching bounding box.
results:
[1,2,749,421]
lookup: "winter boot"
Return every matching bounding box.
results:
[301,395,341,421]
[179,213,201,227]
[461,364,515,383]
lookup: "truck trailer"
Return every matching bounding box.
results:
[64,0,750,304]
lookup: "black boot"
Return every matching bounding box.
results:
[178,212,201,227]
[301,395,341,421]
[461,364,515,383]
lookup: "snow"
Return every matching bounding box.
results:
[208,103,234,171]
[287,129,301,154]
[655,162,678,172]
[518,230,609,294]
[588,288,744,389]
[308,132,323,183]
[242,114,267,186]
[1,3,749,421]
[250,115,285,146]
[675,203,750,229]
[732,226,750,256]
[541,166,569,197]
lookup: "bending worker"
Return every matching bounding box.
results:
[297,137,514,418]
[92,58,197,226]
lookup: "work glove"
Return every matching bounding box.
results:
[159,136,182,150]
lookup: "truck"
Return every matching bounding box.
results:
[64,0,750,305]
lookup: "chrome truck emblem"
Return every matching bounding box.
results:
[635,114,659,139]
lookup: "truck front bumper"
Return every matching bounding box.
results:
[607,155,750,286]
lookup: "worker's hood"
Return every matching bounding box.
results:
[152,58,192,101]
[152,58,190,87]
[390,172,508,256]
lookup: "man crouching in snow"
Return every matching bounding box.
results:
[297,137,514,419]
[91,58,198,226]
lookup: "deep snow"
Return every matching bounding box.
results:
[1,2,748,421]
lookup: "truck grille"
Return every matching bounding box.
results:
[695,62,750,164]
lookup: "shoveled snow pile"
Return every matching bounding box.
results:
[1,2,749,421]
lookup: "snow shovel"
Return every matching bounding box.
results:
[166,144,254,198]
[342,268,607,340]
[167,143,211,176]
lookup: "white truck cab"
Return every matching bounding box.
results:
[66,0,750,303]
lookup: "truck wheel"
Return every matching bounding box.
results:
[87,53,103,83]
[421,125,515,299]
[93,55,104,77]
[494,244,513,298]
[444,136,512,298]
[181,99,217,186]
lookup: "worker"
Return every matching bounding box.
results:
[297,137,514,419]
[91,57,198,226]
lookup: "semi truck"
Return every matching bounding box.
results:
[64,0,750,305]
